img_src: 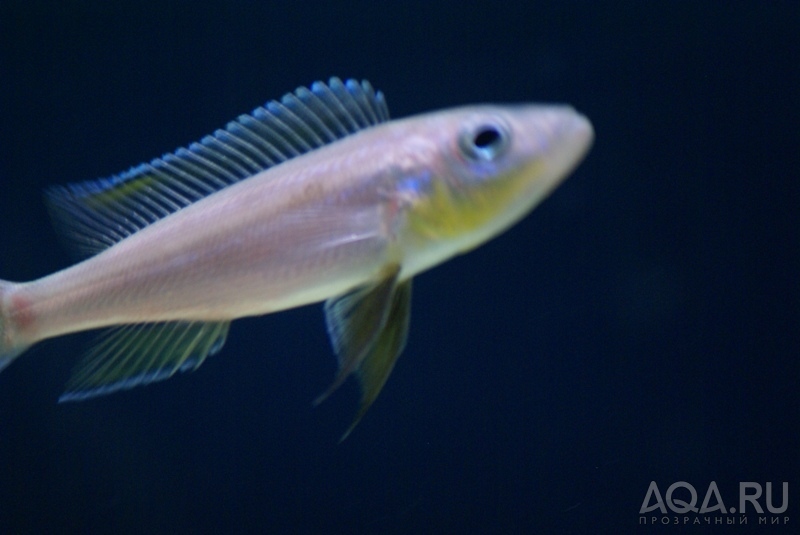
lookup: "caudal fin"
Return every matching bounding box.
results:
[0,280,29,373]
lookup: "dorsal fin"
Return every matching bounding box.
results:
[46,78,390,257]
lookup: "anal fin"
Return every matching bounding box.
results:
[59,321,230,402]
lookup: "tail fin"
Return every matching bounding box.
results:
[0,280,29,373]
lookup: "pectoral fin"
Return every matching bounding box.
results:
[318,264,412,439]
[341,278,411,441]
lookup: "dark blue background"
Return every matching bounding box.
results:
[1,1,797,533]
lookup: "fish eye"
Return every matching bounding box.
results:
[459,123,510,162]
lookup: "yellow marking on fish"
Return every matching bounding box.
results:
[0,78,593,439]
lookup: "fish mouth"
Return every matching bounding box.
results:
[517,107,593,204]
[566,111,594,159]
[552,108,594,172]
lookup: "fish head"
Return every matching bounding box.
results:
[400,104,593,274]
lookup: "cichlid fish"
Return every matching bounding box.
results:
[0,78,593,438]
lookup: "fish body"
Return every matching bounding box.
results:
[0,79,592,437]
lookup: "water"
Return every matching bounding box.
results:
[1,2,797,533]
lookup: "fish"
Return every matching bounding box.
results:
[0,78,593,439]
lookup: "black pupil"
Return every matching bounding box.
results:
[473,127,501,148]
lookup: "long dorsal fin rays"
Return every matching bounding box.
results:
[316,263,413,440]
[45,78,390,259]
[58,320,230,402]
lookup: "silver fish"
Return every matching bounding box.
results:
[0,78,593,438]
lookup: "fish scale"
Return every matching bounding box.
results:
[0,78,592,439]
